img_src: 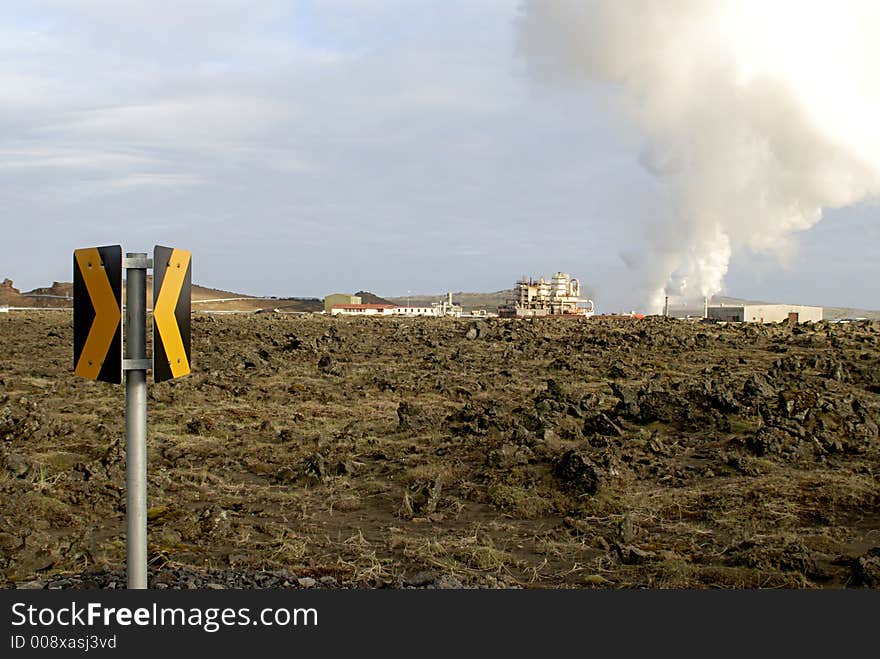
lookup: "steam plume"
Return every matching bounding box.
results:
[520,1,880,312]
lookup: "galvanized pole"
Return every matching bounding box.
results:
[123,253,150,589]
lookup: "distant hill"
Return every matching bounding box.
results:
[155,277,320,313]
[1,279,71,308]
[812,306,880,321]
[354,291,395,306]
[0,277,321,313]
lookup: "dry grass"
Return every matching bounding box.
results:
[2,312,878,588]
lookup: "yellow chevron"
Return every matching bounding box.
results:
[154,248,191,378]
[74,248,120,379]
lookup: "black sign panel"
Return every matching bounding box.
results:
[153,245,191,382]
[73,245,122,383]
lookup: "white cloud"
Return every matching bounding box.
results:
[0,147,157,170]
[55,96,289,145]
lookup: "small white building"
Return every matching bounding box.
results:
[331,299,459,318]
[708,304,823,324]
[331,303,398,316]
[394,306,441,317]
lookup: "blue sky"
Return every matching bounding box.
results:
[1,1,877,312]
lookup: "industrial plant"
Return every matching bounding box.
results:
[498,272,594,318]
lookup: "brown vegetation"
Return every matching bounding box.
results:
[1,311,878,589]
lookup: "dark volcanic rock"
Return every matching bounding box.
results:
[852,548,880,587]
[743,373,776,402]
[634,390,691,424]
[582,412,624,437]
[554,449,601,495]
[777,390,818,421]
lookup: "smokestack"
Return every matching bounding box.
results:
[448,291,453,305]
[703,296,709,320]
[663,296,668,318]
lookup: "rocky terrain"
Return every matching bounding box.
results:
[1,311,878,589]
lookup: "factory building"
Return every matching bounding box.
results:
[498,272,595,318]
[707,303,823,324]
[431,292,463,318]
[324,293,362,314]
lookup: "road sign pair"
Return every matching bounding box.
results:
[73,245,191,383]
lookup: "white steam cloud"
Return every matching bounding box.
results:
[521,0,880,312]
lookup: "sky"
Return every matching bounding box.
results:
[2,0,878,312]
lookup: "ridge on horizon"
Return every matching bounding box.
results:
[2,276,878,319]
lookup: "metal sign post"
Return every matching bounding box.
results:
[123,252,150,589]
[74,244,190,590]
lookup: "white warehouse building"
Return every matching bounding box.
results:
[330,293,464,318]
[707,303,823,324]
[330,303,398,316]
[331,304,446,317]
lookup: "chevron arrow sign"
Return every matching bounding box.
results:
[73,245,123,383]
[153,245,191,382]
